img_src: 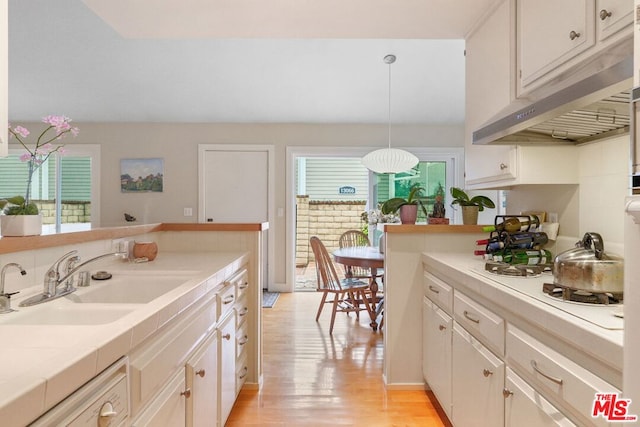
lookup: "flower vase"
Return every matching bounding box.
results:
[0,214,42,237]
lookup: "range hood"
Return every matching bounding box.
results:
[473,55,633,146]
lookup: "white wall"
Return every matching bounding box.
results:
[506,135,629,255]
[11,122,464,286]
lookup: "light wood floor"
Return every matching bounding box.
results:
[227,292,451,426]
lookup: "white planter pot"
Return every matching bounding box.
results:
[0,214,42,237]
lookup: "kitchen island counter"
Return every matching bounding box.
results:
[0,250,250,426]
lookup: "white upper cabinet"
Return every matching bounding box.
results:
[518,0,595,94]
[517,0,633,96]
[597,0,634,40]
[1,0,7,157]
[465,0,516,186]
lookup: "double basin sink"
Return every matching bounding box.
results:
[0,271,198,326]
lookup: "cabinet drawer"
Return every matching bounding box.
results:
[229,268,249,298]
[235,292,249,328]
[218,284,236,320]
[423,271,453,312]
[506,325,619,427]
[236,353,249,396]
[236,320,249,361]
[454,291,505,356]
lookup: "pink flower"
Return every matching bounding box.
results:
[19,153,33,162]
[42,115,72,134]
[13,126,30,138]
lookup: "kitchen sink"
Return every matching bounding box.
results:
[0,305,136,325]
[66,274,190,304]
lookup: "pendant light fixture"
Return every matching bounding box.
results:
[362,54,419,174]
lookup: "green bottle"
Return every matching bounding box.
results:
[492,249,552,265]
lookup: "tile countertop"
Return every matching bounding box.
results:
[0,251,248,427]
[422,252,623,383]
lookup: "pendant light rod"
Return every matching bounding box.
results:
[361,54,418,174]
[384,54,395,151]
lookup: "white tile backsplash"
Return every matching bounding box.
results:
[578,136,629,246]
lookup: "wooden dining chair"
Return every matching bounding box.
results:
[310,236,371,334]
[338,230,385,283]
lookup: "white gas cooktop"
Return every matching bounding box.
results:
[469,267,624,331]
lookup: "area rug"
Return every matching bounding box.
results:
[262,291,280,308]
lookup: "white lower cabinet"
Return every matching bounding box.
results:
[504,368,576,427]
[423,265,618,427]
[187,331,219,427]
[422,296,453,419]
[452,322,505,427]
[219,311,237,426]
[131,370,188,427]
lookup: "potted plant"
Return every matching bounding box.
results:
[449,187,495,225]
[380,185,429,225]
[1,116,79,236]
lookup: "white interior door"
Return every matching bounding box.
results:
[199,144,274,291]
[203,150,268,222]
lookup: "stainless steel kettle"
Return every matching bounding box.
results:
[553,232,624,294]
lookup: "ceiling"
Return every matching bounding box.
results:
[8,0,495,124]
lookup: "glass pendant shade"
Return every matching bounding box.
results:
[362,54,418,174]
[361,148,419,174]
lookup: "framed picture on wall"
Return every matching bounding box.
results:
[120,158,164,193]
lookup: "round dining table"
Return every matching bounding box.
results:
[332,246,384,331]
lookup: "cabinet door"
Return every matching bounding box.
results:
[518,0,595,92]
[131,370,187,427]
[422,297,453,419]
[597,0,633,41]
[464,0,516,186]
[504,368,576,427]
[186,331,219,427]
[219,312,237,426]
[452,323,505,427]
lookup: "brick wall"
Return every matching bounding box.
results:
[296,195,366,267]
[34,201,91,225]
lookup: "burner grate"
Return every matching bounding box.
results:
[542,283,623,305]
[485,261,552,277]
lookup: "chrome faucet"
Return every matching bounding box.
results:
[19,251,127,307]
[0,263,26,314]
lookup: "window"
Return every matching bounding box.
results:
[0,145,100,233]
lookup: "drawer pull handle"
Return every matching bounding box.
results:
[463,310,480,324]
[239,367,248,379]
[223,296,235,305]
[483,369,493,377]
[569,30,580,40]
[499,162,508,170]
[239,281,249,289]
[502,388,513,398]
[428,285,440,294]
[196,369,206,378]
[238,335,249,345]
[531,360,564,385]
[180,388,191,398]
[238,307,249,317]
[438,324,446,331]
[223,333,232,340]
[599,9,612,20]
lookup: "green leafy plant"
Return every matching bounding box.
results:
[380,185,429,217]
[449,187,495,211]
